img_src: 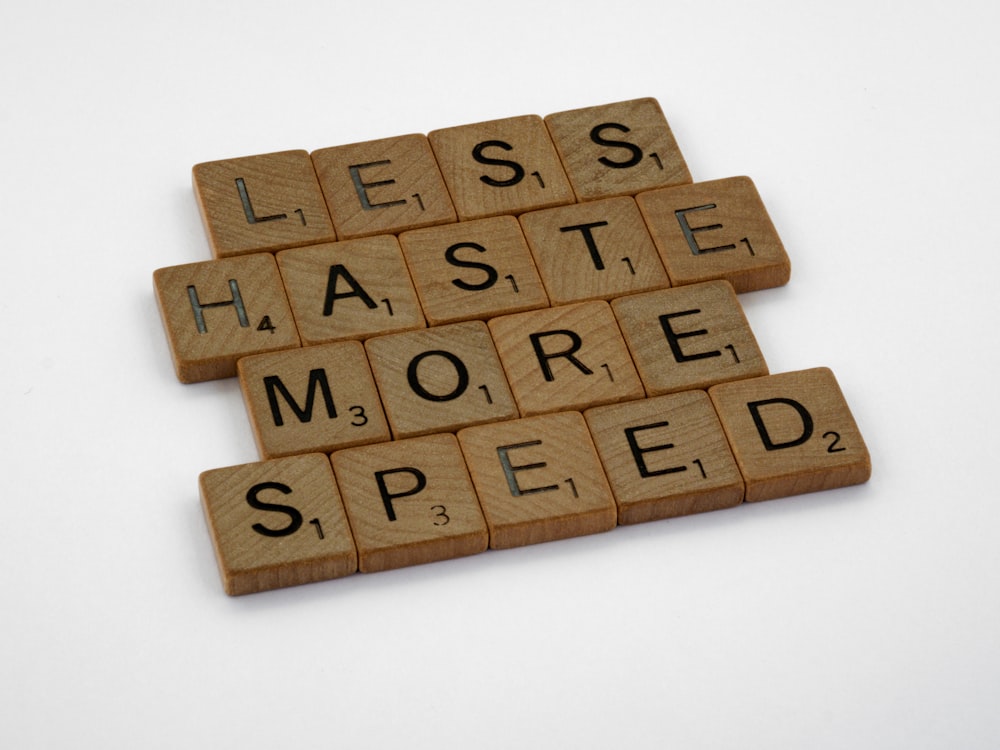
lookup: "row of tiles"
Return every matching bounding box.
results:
[202,369,871,595]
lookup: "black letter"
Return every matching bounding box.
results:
[246,481,303,537]
[472,140,526,187]
[445,242,500,291]
[406,350,470,402]
[589,123,644,169]
[348,160,407,210]
[323,264,378,316]
[658,309,721,363]
[560,221,610,270]
[529,329,594,382]
[747,398,814,451]
[187,280,250,334]
[624,421,687,478]
[263,369,338,426]
[374,467,427,522]
[496,441,559,496]
[674,204,736,255]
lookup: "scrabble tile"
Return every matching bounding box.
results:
[428,114,575,220]
[457,411,617,549]
[519,196,670,305]
[200,453,357,596]
[192,150,336,258]
[275,235,425,346]
[311,134,456,239]
[545,97,691,201]
[584,391,744,524]
[237,340,391,459]
[636,176,791,293]
[611,280,768,395]
[153,253,300,383]
[398,215,549,326]
[330,434,489,573]
[365,321,518,439]
[488,300,645,417]
[708,367,871,502]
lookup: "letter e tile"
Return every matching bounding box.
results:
[199,454,357,596]
[708,368,871,502]
[636,176,790,293]
[457,412,617,549]
[330,434,489,573]
[585,391,744,524]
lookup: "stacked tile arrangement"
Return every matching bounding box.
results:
[153,98,871,596]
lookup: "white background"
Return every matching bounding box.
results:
[4,1,998,747]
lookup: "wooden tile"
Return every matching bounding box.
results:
[708,367,871,502]
[488,300,644,417]
[545,97,691,201]
[311,134,456,240]
[584,391,744,524]
[611,280,768,395]
[153,253,300,383]
[398,215,549,326]
[365,321,518,439]
[636,176,791,293]
[275,235,425,346]
[457,411,617,549]
[238,340,390,459]
[428,114,575,221]
[330,434,489,573]
[200,453,357,596]
[519,196,669,305]
[192,150,336,258]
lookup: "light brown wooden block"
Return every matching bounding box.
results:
[330,434,488,573]
[584,391,744,524]
[611,280,768,395]
[519,196,670,305]
[200,453,357,596]
[275,235,425,346]
[153,253,300,383]
[365,321,518,439]
[238,340,390,459]
[311,134,456,239]
[636,176,791,293]
[488,300,644,417]
[545,97,692,201]
[457,411,617,549]
[192,150,336,258]
[398,215,549,326]
[708,367,871,502]
[428,115,575,221]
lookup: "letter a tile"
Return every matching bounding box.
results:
[708,367,871,502]
[200,454,357,596]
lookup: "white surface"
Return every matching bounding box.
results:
[4,2,998,747]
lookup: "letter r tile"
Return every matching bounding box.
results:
[311,134,456,240]
[636,176,791,293]
[153,253,300,383]
[708,368,871,502]
[457,412,617,549]
[192,150,336,258]
[200,454,357,596]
